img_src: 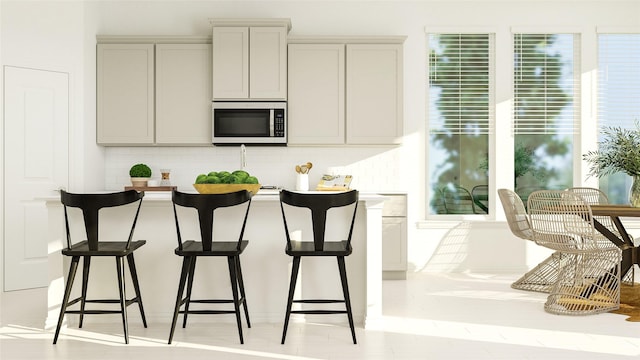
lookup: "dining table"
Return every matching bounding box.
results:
[589,204,640,278]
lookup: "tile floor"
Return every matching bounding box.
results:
[2,272,640,359]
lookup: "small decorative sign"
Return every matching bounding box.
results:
[316,174,353,191]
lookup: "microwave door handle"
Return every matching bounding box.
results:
[269,109,275,137]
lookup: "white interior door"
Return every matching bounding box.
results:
[3,66,69,291]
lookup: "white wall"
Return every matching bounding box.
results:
[0,0,88,326]
[84,0,640,275]
[2,0,639,327]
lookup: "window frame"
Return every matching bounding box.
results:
[425,30,496,219]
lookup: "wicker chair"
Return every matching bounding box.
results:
[498,188,561,293]
[566,187,609,204]
[566,187,632,283]
[527,190,622,315]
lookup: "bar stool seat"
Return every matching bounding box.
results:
[286,240,352,256]
[176,240,248,256]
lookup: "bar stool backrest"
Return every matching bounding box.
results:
[60,190,144,251]
[171,190,252,252]
[279,189,359,251]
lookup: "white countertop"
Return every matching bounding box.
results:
[41,189,388,203]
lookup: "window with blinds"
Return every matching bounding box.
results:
[428,34,493,135]
[427,33,493,215]
[598,34,640,129]
[511,33,576,195]
[513,33,580,135]
[597,33,640,204]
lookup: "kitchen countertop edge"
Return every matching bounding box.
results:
[39,190,387,203]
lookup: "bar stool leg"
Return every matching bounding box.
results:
[281,256,301,344]
[79,256,91,328]
[53,256,80,344]
[126,253,147,327]
[168,256,191,344]
[227,256,244,344]
[235,257,251,327]
[337,256,357,344]
[182,256,197,328]
[115,256,129,344]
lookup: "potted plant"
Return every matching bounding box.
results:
[583,123,640,206]
[129,163,152,187]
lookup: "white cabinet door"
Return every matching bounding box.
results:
[97,44,155,144]
[381,194,407,276]
[382,217,408,271]
[156,44,212,144]
[346,44,403,145]
[250,27,287,99]
[213,26,249,99]
[287,44,345,145]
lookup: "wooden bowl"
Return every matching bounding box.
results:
[192,183,260,195]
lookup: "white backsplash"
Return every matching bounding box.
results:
[105,145,405,192]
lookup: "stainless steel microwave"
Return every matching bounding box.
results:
[212,101,287,145]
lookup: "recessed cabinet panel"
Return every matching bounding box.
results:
[346,44,403,145]
[213,26,287,100]
[382,217,408,271]
[287,44,345,145]
[381,193,407,278]
[156,44,212,144]
[213,26,249,99]
[250,27,288,99]
[97,44,154,145]
[287,39,404,146]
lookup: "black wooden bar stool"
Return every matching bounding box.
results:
[168,189,253,344]
[53,190,147,344]
[279,189,359,344]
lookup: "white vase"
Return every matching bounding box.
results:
[296,174,309,191]
[630,176,640,207]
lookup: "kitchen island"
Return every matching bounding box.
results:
[44,190,386,330]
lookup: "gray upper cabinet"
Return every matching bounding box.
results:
[97,43,155,145]
[96,38,212,146]
[287,37,405,145]
[212,26,249,99]
[211,19,290,100]
[155,43,212,144]
[287,44,345,144]
[346,44,404,145]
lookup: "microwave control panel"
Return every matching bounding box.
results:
[274,109,286,137]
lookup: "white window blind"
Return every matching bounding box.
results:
[513,33,580,134]
[598,34,640,129]
[428,33,493,135]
